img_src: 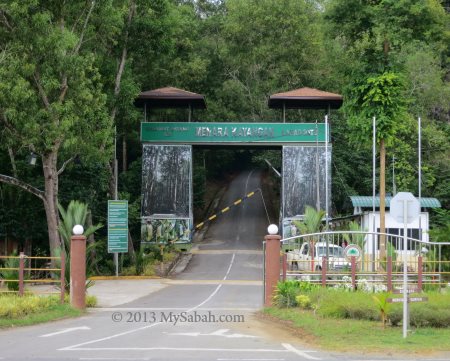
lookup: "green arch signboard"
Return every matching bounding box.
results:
[141,122,327,145]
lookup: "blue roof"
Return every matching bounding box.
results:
[350,196,441,208]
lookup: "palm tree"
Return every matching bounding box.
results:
[293,205,325,235]
[57,200,102,292]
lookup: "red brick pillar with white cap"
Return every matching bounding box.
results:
[264,224,281,307]
[70,224,86,310]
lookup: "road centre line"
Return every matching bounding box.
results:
[93,307,259,312]
[79,357,151,361]
[163,279,261,285]
[282,343,320,360]
[69,347,291,352]
[191,249,262,254]
[224,253,235,280]
[61,238,239,351]
[217,359,285,361]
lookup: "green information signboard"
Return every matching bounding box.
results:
[141,122,327,145]
[108,200,128,253]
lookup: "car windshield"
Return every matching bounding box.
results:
[317,246,343,257]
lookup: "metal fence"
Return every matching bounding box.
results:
[281,231,450,291]
[0,252,65,302]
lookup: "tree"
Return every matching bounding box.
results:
[0,2,116,257]
[293,206,325,235]
[325,0,449,260]
[347,72,407,259]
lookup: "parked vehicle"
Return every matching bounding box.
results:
[286,241,350,271]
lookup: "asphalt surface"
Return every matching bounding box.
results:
[0,170,447,361]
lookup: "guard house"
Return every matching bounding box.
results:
[350,195,442,247]
[268,88,343,238]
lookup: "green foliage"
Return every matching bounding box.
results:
[0,253,19,291]
[389,293,450,328]
[273,280,320,308]
[0,0,448,263]
[293,206,325,235]
[347,72,408,146]
[57,200,102,288]
[372,292,392,327]
[58,200,103,247]
[273,280,300,308]
[343,221,366,250]
[0,294,62,319]
[295,294,312,309]
[275,287,450,329]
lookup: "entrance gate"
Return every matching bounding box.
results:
[137,87,342,245]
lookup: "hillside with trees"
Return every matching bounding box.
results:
[0,0,448,272]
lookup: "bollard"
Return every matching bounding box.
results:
[264,225,281,307]
[70,225,86,310]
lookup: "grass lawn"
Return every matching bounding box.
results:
[0,294,82,328]
[264,307,450,353]
[0,303,82,328]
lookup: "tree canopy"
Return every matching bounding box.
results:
[0,0,448,260]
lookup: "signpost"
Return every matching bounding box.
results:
[344,244,362,262]
[390,192,420,338]
[108,200,129,254]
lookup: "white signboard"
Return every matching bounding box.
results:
[390,192,420,224]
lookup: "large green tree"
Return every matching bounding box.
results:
[0,1,119,256]
[325,0,449,251]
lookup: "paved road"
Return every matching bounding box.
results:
[0,170,445,361]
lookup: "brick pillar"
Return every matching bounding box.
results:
[264,234,281,307]
[70,235,86,309]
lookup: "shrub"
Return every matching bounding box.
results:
[372,293,392,327]
[0,294,61,319]
[273,280,300,307]
[86,295,97,308]
[0,253,20,291]
[296,295,312,309]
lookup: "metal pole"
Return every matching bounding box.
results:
[418,117,422,241]
[325,115,329,231]
[315,121,320,211]
[372,116,376,272]
[392,155,396,195]
[403,200,409,338]
[282,102,286,123]
[114,126,119,277]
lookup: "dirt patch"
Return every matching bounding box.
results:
[232,311,318,347]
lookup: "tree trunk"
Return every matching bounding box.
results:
[379,138,386,262]
[122,135,127,172]
[86,212,99,273]
[42,152,62,261]
[128,230,136,264]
